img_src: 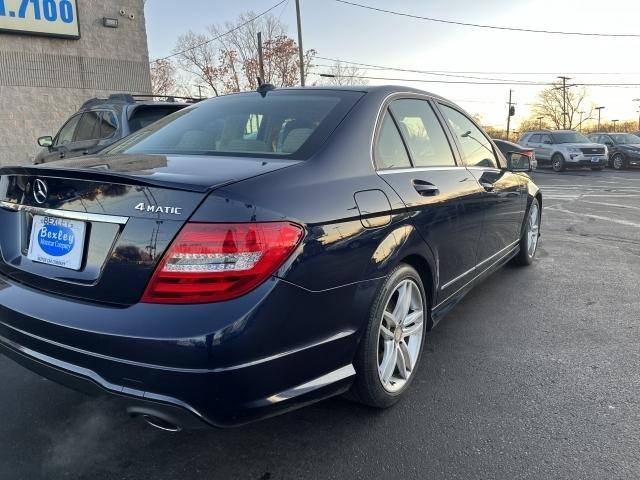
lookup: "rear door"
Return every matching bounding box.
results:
[437,103,525,268]
[374,96,485,302]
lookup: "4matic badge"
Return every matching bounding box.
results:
[134,203,183,215]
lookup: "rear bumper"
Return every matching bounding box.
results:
[0,274,380,427]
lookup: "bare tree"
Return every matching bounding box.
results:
[319,61,369,86]
[532,83,593,130]
[172,13,315,94]
[150,59,177,96]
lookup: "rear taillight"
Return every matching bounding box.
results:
[142,222,304,304]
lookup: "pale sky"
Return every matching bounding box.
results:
[145,0,640,130]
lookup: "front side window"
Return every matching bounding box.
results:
[529,134,541,143]
[374,113,411,169]
[74,111,101,142]
[540,134,552,144]
[108,90,364,160]
[440,104,498,168]
[552,131,590,143]
[55,114,81,146]
[389,99,456,168]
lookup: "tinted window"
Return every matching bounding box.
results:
[389,99,455,167]
[375,112,411,169]
[99,111,118,139]
[529,134,541,143]
[109,90,364,160]
[55,114,81,146]
[129,105,185,132]
[540,134,552,144]
[552,131,590,143]
[74,111,101,142]
[440,104,498,168]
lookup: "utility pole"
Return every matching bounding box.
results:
[578,111,585,132]
[537,116,544,129]
[557,76,571,129]
[506,90,514,141]
[595,106,605,131]
[257,31,265,85]
[633,98,640,130]
[295,0,305,86]
[194,85,204,99]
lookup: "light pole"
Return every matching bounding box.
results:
[633,99,640,130]
[295,0,305,86]
[595,106,605,131]
[611,119,619,132]
[537,116,544,129]
[558,76,572,129]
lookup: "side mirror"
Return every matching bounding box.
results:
[37,136,53,148]
[508,152,535,172]
[604,141,614,147]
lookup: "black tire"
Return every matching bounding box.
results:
[513,197,541,266]
[611,153,626,170]
[551,153,566,172]
[349,263,428,408]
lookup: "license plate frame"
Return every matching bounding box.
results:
[27,215,87,271]
[591,156,600,163]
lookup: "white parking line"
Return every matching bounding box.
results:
[546,205,640,228]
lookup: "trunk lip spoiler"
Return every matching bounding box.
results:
[0,201,129,225]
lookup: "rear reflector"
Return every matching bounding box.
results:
[142,222,303,304]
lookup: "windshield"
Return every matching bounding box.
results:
[552,132,591,144]
[610,133,640,145]
[107,90,364,160]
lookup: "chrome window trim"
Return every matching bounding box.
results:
[0,201,128,225]
[377,166,467,175]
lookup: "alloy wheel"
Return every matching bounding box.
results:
[612,154,624,170]
[527,202,540,257]
[377,279,425,393]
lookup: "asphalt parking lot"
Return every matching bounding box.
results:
[0,168,638,480]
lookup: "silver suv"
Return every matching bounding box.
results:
[518,130,608,172]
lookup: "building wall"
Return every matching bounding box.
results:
[0,0,152,166]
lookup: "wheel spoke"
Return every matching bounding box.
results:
[393,282,411,322]
[397,341,412,377]
[403,319,424,338]
[383,310,397,328]
[380,325,394,341]
[379,343,397,384]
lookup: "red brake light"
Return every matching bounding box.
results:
[142,222,304,304]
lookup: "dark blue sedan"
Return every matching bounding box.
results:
[0,85,541,430]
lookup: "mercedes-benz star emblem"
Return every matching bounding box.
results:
[33,179,48,205]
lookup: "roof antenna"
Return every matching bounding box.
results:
[257,83,275,97]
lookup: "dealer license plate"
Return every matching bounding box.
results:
[27,215,86,271]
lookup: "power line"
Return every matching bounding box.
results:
[315,56,640,77]
[314,72,640,88]
[150,0,288,63]
[335,0,640,38]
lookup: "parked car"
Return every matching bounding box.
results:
[587,132,640,170]
[34,94,197,164]
[493,139,537,171]
[0,85,541,430]
[517,129,607,172]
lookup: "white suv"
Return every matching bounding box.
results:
[518,130,608,172]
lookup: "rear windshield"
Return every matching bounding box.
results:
[108,90,364,160]
[552,132,590,143]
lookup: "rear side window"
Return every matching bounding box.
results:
[389,99,455,167]
[440,104,498,169]
[129,106,185,132]
[99,111,118,139]
[109,90,364,160]
[375,113,411,169]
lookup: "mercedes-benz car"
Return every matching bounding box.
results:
[0,85,541,430]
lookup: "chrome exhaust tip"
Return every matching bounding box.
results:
[141,414,182,432]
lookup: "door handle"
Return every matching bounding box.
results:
[412,179,439,196]
[480,181,495,192]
